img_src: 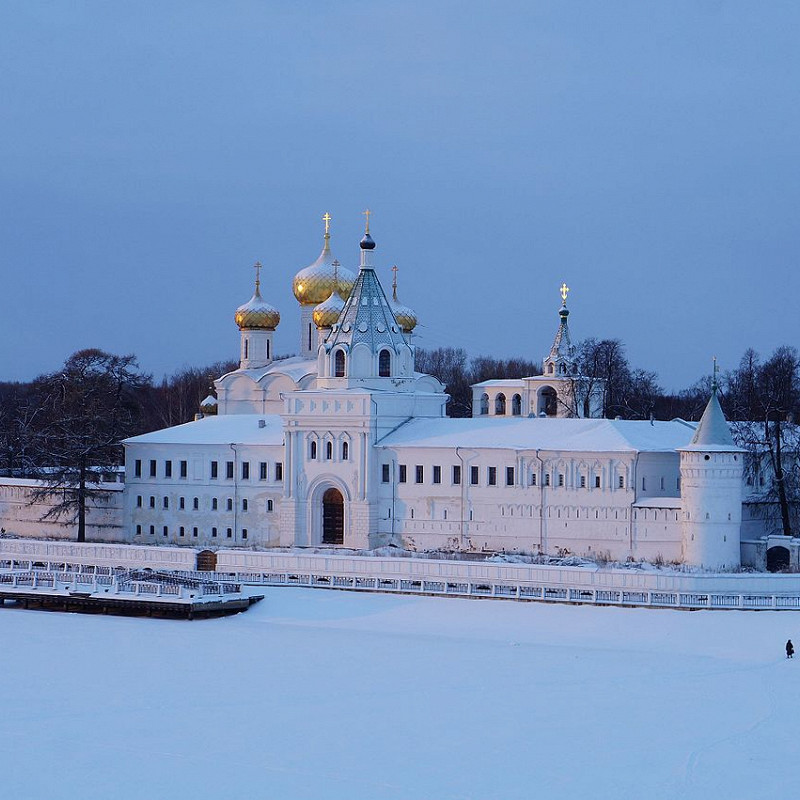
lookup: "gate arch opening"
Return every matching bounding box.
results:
[767,545,790,572]
[322,488,344,545]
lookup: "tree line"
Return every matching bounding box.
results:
[1,341,799,539]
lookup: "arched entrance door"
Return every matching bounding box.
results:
[322,488,344,545]
[538,387,558,417]
[767,545,790,572]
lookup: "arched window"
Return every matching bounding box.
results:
[378,349,391,377]
[266,339,270,359]
[342,441,349,461]
[480,393,489,415]
[310,440,317,460]
[512,394,521,415]
[326,441,333,460]
[334,350,345,377]
[244,339,249,359]
[495,393,506,415]
[548,363,554,374]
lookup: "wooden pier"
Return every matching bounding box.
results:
[0,567,263,620]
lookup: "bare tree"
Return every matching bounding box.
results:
[29,349,149,542]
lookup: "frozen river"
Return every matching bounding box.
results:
[1,586,797,799]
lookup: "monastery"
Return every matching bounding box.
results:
[117,214,753,570]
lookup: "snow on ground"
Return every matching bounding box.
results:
[1,589,799,800]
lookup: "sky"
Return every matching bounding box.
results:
[2,1,800,392]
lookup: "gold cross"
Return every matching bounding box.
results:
[560,282,569,304]
[322,212,332,236]
[362,208,372,234]
[391,265,399,300]
[254,261,262,288]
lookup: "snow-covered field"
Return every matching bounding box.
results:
[1,588,798,800]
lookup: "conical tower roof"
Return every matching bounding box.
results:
[326,229,411,354]
[680,390,742,452]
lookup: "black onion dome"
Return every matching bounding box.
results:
[360,233,376,250]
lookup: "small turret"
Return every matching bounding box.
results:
[678,370,744,569]
[235,262,279,370]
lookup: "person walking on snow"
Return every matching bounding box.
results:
[787,640,794,659]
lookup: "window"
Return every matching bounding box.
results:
[193,497,199,510]
[134,459,142,478]
[495,393,506,415]
[179,497,185,510]
[226,461,234,479]
[326,441,333,460]
[544,474,551,487]
[342,441,349,461]
[162,525,168,537]
[212,527,217,538]
[136,495,142,507]
[242,529,248,540]
[619,475,625,488]
[399,465,407,483]
[179,526,185,537]
[470,466,479,485]
[149,525,155,535]
[149,460,157,477]
[180,460,187,479]
[382,464,390,483]
[433,466,441,484]
[488,467,497,486]
[149,496,155,509]
[267,499,274,512]
[506,467,515,486]
[310,440,317,460]
[595,476,601,488]
[530,473,537,486]
[379,349,391,377]
[242,462,250,480]
[260,462,268,480]
[242,499,248,512]
[452,465,461,485]
[136,524,141,535]
[226,498,233,511]
[443,509,447,520]
[193,527,198,538]
[642,477,646,490]
[558,474,564,487]
[480,393,489,415]
[165,460,172,478]
[334,350,346,377]
[226,528,232,539]
[580,476,586,488]
[512,394,521,416]
[415,465,424,484]
[212,498,218,510]
[211,461,218,479]
[275,462,283,481]
[660,477,665,490]
[163,496,169,509]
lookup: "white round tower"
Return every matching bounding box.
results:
[678,385,744,570]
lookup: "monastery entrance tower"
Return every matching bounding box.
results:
[678,382,744,569]
[280,215,447,549]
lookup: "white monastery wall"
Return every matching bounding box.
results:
[0,479,123,541]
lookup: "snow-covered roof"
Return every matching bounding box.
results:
[378,417,696,453]
[680,392,742,452]
[220,356,317,385]
[124,414,284,447]
[471,379,525,388]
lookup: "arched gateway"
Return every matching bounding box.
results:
[322,488,344,545]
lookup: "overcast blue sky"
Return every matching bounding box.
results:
[2,1,799,390]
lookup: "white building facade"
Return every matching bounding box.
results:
[113,216,755,571]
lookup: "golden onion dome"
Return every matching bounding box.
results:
[389,266,417,333]
[235,264,280,330]
[312,288,345,329]
[292,219,356,305]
